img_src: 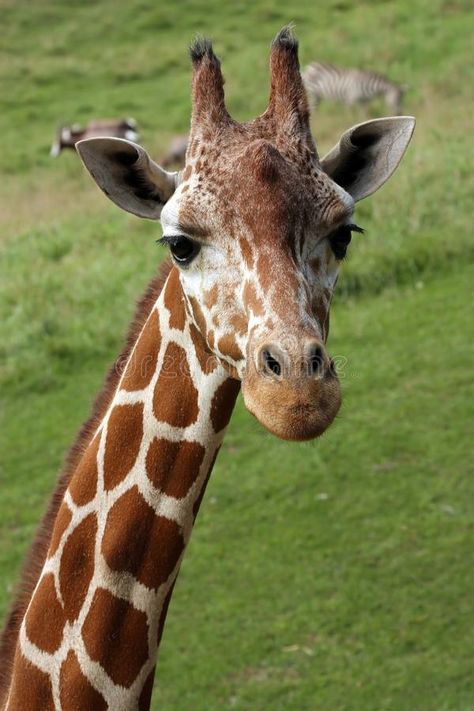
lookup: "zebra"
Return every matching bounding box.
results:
[302,62,406,115]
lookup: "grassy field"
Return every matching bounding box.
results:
[1,0,473,708]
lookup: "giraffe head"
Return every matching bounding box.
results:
[77,28,414,441]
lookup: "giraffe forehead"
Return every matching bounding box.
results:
[173,157,352,247]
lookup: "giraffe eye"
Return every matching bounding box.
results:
[159,235,201,265]
[329,223,364,260]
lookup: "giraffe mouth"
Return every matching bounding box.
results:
[241,375,341,442]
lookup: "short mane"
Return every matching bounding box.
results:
[0,259,173,701]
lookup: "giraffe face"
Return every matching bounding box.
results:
[159,136,355,440]
[77,28,415,440]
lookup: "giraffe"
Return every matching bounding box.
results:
[0,28,415,709]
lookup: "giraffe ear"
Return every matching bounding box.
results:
[76,137,178,219]
[320,116,415,202]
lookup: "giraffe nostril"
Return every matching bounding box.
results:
[262,349,281,377]
[257,341,328,380]
[308,344,326,377]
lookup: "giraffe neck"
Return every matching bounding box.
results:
[6,267,240,710]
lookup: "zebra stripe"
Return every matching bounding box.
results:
[302,62,405,115]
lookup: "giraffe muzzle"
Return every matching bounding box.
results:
[242,338,342,441]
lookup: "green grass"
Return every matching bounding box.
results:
[0,0,473,708]
[156,267,474,710]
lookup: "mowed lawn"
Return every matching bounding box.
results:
[1,0,473,709]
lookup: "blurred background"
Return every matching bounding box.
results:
[0,0,472,708]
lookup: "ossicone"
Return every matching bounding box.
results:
[189,36,218,66]
[188,35,230,134]
[271,25,299,57]
[263,25,313,153]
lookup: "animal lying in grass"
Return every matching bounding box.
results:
[159,133,189,168]
[1,27,414,710]
[50,118,139,157]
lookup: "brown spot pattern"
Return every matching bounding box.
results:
[210,378,240,433]
[164,269,186,331]
[59,513,97,622]
[189,322,218,374]
[103,403,144,490]
[8,651,54,710]
[153,343,199,428]
[101,486,185,590]
[0,262,174,700]
[121,310,161,391]
[217,333,243,361]
[82,588,149,688]
[242,280,264,317]
[203,284,218,309]
[229,313,247,335]
[25,574,64,654]
[255,253,273,294]
[207,329,215,350]
[48,502,72,557]
[239,236,254,268]
[145,438,205,498]
[69,434,100,506]
[59,650,107,711]
[188,295,207,337]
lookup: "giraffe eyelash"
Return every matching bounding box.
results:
[156,235,183,247]
[157,235,201,265]
[329,223,365,261]
[347,223,365,234]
